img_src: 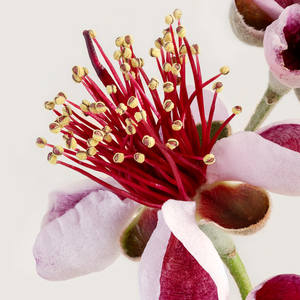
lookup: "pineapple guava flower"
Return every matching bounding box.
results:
[246,274,300,299]
[34,8,300,299]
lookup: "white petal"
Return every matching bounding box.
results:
[33,183,140,280]
[138,211,171,300]
[162,200,229,300]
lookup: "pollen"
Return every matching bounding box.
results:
[148,77,159,90]
[134,152,145,163]
[52,145,64,156]
[142,135,155,148]
[176,25,186,38]
[173,9,182,20]
[49,122,60,134]
[163,99,174,112]
[113,152,125,163]
[149,48,161,58]
[65,137,77,150]
[172,120,183,131]
[127,96,138,108]
[47,152,57,165]
[165,14,174,25]
[212,82,223,93]
[106,85,117,94]
[163,82,174,93]
[203,154,215,165]
[76,151,87,160]
[220,66,230,75]
[115,103,127,115]
[166,138,179,150]
[36,137,47,148]
[232,105,242,115]
[44,101,55,110]
[115,36,124,47]
[154,38,164,49]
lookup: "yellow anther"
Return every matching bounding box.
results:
[122,47,132,59]
[232,105,242,115]
[113,152,125,163]
[212,82,224,93]
[103,125,112,134]
[120,63,131,74]
[49,122,60,134]
[163,32,172,42]
[148,77,159,90]
[179,44,187,55]
[113,50,122,61]
[172,120,183,131]
[87,147,97,156]
[80,99,90,112]
[57,92,67,99]
[165,14,174,25]
[164,42,174,53]
[76,151,87,160]
[134,152,145,163]
[203,154,215,165]
[47,152,57,165]
[93,130,104,142]
[62,105,73,117]
[44,101,55,110]
[83,67,89,76]
[220,66,230,75]
[95,101,106,113]
[163,63,172,72]
[176,25,186,38]
[89,29,97,39]
[127,96,138,108]
[125,125,136,135]
[142,135,155,148]
[115,36,124,47]
[173,9,182,20]
[124,35,134,47]
[115,103,127,115]
[106,85,117,94]
[65,137,77,150]
[87,138,98,147]
[179,54,188,64]
[171,63,181,75]
[125,118,137,126]
[104,134,112,142]
[131,58,143,68]
[162,28,170,35]
[163,82,174,93]
[54,95,66,105]
[154,38,164,49]
[36,137,47,148]
[72,66,85,77]
[56,115,70,128]
[191,44,201,55]
[166,138,179,150]
[149,48,161,58]
[52,145,64,156]
[134,110,147,122]
[72,74,82,83]
[163,99,174,112]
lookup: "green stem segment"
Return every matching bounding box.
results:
[199,224,252,300]
[245,71,291,132]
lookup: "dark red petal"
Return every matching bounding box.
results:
[196,182,270,232]
[255,274,300,299]
[259,124,300,152]
[159,234,218,300]
[120,207,158,259]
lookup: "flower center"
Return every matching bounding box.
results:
[37,9,241,208]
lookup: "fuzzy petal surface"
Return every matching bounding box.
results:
[33,178,140,280]
[264,4,300,88]
[207,121,300,195]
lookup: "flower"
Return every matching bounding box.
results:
[264,4,300,88]
[34,8,300,299]
[245,274,300,299]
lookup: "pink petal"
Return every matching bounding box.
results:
[246,274,300,299]
[138,201,229,300]
[188,85,229,124]
[33,178,140,280]
[207,122,300,195]
[253,0,284,19]
[264,4,300,88]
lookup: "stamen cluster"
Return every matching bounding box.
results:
[36,9,241,208]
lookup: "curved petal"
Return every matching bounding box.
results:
[33,178,140,280]
[188,85,229,124]
[162,200,229,300]
[264,4,300,88]
[253,0,284,19]
[207,126,300,195]
[246,274,300,299]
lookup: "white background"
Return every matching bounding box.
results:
[1,0,300,299]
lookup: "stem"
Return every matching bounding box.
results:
[244,71,291,132]
[199,224,252,300]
